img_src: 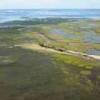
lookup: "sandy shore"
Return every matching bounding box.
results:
[15,43,100,60]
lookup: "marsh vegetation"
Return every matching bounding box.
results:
[0,18,100,100]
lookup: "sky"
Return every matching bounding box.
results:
[0,0,100,9]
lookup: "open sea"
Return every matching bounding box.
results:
[0,9,100,23]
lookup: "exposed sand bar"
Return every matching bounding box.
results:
[15,43,100,60]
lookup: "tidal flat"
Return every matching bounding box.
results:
[0,18,100,100]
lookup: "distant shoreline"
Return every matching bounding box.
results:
[0,17,100,26]
[0,9,100,23]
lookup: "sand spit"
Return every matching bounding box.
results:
[15,43,100,60]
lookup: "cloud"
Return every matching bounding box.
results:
[0,0,100,9]
[0,0,59,8]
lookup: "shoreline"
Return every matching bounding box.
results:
[14,43,100,60]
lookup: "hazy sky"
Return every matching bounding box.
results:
[0,0,100,9]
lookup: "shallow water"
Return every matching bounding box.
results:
[51,28,77,39]
[0,9,100,23]
[87,49,100,56]
[50,28,100,56]
[83,32,100,43]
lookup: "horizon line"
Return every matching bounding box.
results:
[0,8,100,10]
